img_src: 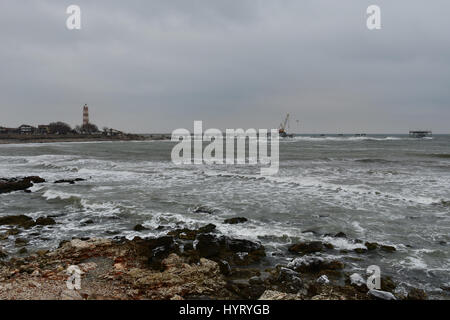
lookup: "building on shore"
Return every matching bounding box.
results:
[18,124,35,135]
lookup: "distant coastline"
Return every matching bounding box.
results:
[0,133,171,144]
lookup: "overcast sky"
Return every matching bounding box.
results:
[0,0,449,133]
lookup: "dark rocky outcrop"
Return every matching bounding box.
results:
[0,176,45,194]
[0,215,36,229]
[0,215,56,229]
[288,241,324,255]
[54,178,86,184]
[133,224,148,232]
[224,217,248,224]
[35,217,56,226]
[288,256,344,274]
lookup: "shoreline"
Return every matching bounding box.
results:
[0,134,171,145]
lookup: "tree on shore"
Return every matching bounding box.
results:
[48,122,72,134]
[81,123,99,133]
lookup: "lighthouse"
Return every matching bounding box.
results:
[83,104,89,126]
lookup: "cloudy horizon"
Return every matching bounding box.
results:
[1,0,449,134]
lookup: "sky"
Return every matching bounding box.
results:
[0,0,449,133]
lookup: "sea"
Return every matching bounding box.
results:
[1,134,449,298]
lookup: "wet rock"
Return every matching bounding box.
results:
[0,248,7,258]
[367,289,397,300]
[54,178,86,184]
[249,276,264,285]
[168,224,216,240]
[365,242,379,250]
[334,232,347,238]
[0,215,36,229]
[407,288,427,300]
[226,279,266,299]
[224,217,248,224]
[274,267,304,293]
[196,234,222,258]
[15,238,29,247]
[133,224,148,232]
[287,256,344,274]
[288,241,324,255]
[197,224,216,234]
[81,219,94,226]
[380,245,396,252]
[218,260,231,276]
[0,176,45,194]
[354,248,368,254]
[195,234,265,266]
[146,236,178,270]
[193,206,215,214]
[381,276,396,293]
[35,217,56,226]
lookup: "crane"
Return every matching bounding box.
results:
[278,113,291,137]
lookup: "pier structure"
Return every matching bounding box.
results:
[409,130,432,138]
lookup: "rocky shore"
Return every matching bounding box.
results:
[0,176,430,300]
[0,133,170,144]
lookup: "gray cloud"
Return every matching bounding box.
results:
[1,0,449,133]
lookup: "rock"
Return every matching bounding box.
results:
[316,275,330,284]
[226,279,266,299]
[197,224,216,234]
[0,176,45,194]
[196,234,222,258]
[168,224,216,240]
[349,273,366,287]
[354,248,368,254]
[223,217,248,224]
[259,290,302,300]
[193,206,215,214]
[218,260,231,275]
[81,219,94,225]
[18,247,28,254]
[407,288,427,300]
[380,245,396,252]
[288,241,324,255]
[334,232,347,238]
[35,217,56,226]
[133,224,148,232]
[15,238,29,247]
[275,267,304,293]
[287,256,344,273]
[381,276,396,293]
[0,248,8,258]
[365,242,379,250]
[0,215,36,229]
[367,289,397,300]
[249,276,264,285]
[54,178,86,184]
[195,234,265,266]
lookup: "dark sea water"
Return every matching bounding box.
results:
[1,134,449,298]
